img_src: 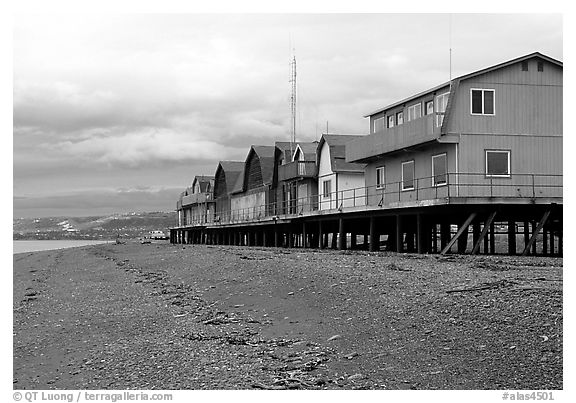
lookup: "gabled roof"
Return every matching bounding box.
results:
[231,145,277,194]
[365,52,563,117]
[293,141,319,162]
[214,161,244,195]
[317,134,367,173]
[274,141,295,162]
[191,175,215,193]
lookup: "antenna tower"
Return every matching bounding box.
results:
[289,54,297,157]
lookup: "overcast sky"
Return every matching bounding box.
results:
[13,13,563,218]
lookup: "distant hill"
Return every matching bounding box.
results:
[13,211,177,240]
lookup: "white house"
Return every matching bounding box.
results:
[316,134,366,211]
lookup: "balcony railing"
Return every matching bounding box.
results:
[347,113,445,163]
[278,161,317,182]
[177,172,562,227]
[179,192,213,208]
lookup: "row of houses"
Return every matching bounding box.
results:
[173,52,562,255]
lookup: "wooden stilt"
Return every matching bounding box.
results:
[396,215,403,253]
[369,216,378,252]
[489,221,495,254]
[338,218,346,250]
[471,211,497,255]
[318,221,324,249]
[441,213,476,255]
[522,209,552,256]
[508,220,516,255]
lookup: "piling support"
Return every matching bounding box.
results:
[369,216,378,252]
[395,215,403,253]
[319,221,325,249]
[338,218,346,250]
[508,220,516,255]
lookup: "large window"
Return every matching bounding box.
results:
[485,150,510,177]
[425,100,434,115]
[387,115,395,128]
[396,111,404,125]
[432,153,447,186]
[407,103,422,122]
[401,160,415,191]
[435,92,450,127]
[471,89,495,115]
[376,166,386,189]
[373,117,386,133]
[322,179,332,198]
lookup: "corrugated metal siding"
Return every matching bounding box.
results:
[447,60,562,135]
[458,134,562,175]
[364,143,456,205]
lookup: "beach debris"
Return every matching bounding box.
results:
[327,334,341,342]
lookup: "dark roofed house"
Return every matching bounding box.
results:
[176,175,216,226]
[229,145,280,221]
[276,140,320,215]
[213,161,244,222]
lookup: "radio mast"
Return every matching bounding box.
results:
[289,54,297,158]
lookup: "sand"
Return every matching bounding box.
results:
[13,241,562,389]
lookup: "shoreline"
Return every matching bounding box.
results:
[13,242,563,389]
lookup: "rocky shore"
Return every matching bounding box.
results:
[13,242,563,389]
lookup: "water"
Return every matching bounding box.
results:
[13,240,113,254]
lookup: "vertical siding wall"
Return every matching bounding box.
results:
[448,60,562,136]
[337,173,366,208]
[318,142,334,210]
[364,143,457,205]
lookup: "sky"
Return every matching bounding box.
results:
[12,13,563,218]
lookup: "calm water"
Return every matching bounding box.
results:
[13,240,112,254]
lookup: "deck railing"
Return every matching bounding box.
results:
[278,161,317,182]
[178,172,562,227]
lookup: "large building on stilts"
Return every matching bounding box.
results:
[172,52,562,256]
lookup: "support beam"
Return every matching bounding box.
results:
[471,211,497,255]
[440,223,450,250]
[302,222,308,248]
[521,209,552,256]
[274,227,279,247]
[369,216,378,252]
[489,221,495,254]
[508,220,516,255]
[416,214,426,254]
[440,213,477,255]
[531,221,537,255]
[338,218,346,250]
[350,233,357,249]
[395,215,403,253]
[319,221,324,249]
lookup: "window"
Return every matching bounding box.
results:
[396,111,404,125]
[432,153,447,186]
[373,117,386,133]
[435,92,450,127]
[471,89,495,115]
[425,100,434,115]
[538,61,544,72]
[387,115,395,128]
[322,180,332,198]
[401,160,415,191]
[407,103,422,122]
[485,150,510,177]
[521,61,529,71]
[376,166,386,189]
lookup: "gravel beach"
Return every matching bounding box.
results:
[13,242,562,390]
